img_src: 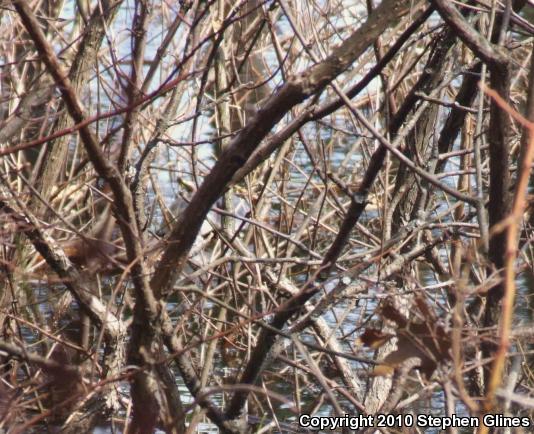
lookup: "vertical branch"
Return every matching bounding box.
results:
[118,0,149,172]
[484,62,512,310]
[31,0,124,213]
[482,47,534,415]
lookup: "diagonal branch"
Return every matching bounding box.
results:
[11,2,247,431]
[150,0,420,298]
[0,200,124,339]
[430,0,508,67]
[229,5,434,185]
[11,2,169,431]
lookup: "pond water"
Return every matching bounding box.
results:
[7,0,534,432]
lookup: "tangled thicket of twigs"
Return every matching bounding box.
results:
[1,0,534,432]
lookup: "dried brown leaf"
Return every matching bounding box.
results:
[358,328,394,349]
